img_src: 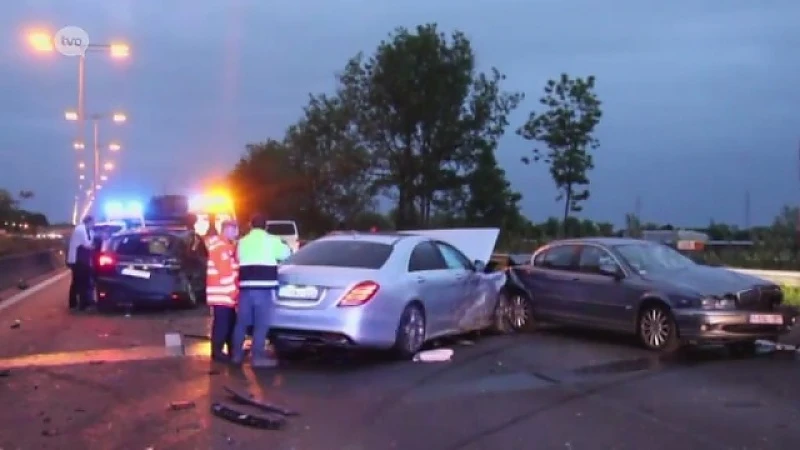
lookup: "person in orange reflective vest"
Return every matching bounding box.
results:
[205,219,240,362]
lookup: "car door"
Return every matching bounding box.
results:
[575,245,636,330]
[433,241,484,330]
[530,244,583,319]
[407,241,458,337]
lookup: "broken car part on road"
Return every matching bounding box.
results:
[210,386,300,430]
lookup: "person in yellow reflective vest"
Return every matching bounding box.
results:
[230,213,291,368]
[204,218,239,362]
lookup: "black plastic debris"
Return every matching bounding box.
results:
[0,369,10,377]
[210,402,285,430]
[10,320,21,329]
[17,279,29,290]
[170,401,196,411]
[224,386,300,417]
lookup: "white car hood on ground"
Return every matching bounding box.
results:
[399,228,500,263]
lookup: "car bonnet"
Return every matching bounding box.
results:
[398,228,500,263]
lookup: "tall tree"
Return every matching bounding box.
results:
[339,23,522,228]
[284,93,377,231]
[518,73,602,234]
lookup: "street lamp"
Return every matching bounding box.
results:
[103,162,114,171]
[73,140,85,150]
[73,111,127,196]
[108,142,121,152]
[100,174,108,182]
[65,110,78,121]
[78,161,85,169]
[26,28,131,224]
[112,113,127,123]
[79,174,85,180]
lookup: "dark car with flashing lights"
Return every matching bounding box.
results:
[505,238,798,355]
[93,228,208,311]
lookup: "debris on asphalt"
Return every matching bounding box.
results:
[413,348,454,362]
[210,402,285,430]
[17,279,29,290]
[169,400,196,411]
[0,369,10,377]
[224,386,300,416]
[89,360,104,365]
[10,319,21,329]
[164,332,185,356]
[457,339,475,346]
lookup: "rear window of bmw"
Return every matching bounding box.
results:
[286,240,392,269]
[110,234,178,257]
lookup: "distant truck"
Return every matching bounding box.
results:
[266,220,299,252]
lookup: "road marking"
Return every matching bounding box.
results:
[0,271,69,314]
[0,342,209,370]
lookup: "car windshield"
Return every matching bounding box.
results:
[267,223,297,236]
[615,243,696,274]
[111,234,177,257]
[285,239,392,269]
[94,225,123,237]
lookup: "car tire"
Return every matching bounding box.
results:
[182,276,199,309]
[637,304,681,353]
[727,340,758,358]
[492,290,515,334]
[393,304,426,360]
[507,291,537,333]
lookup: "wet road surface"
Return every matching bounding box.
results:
[1,273,800,449]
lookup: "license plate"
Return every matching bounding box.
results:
[749,314,783,325]
[278,285,318,300]
[121,267,151,279]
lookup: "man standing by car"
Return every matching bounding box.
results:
[204,218,239,362]
[66,215,94,311]
[231,214,291,368]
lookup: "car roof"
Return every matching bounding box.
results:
[321,231,415,246]
[112,227,190,238]
[547,237,649,247]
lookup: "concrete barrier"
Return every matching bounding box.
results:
[0,249,66,292]
[489,253,800,287]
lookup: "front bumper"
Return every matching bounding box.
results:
[674,308,798,343]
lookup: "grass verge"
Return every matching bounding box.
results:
[782,285,800,307]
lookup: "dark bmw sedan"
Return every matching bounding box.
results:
[506,238,798,354]
[94,228,207,311]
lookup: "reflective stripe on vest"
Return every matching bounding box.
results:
[237,229,283,289]
[207,294,236,307]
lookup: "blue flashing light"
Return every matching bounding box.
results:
[128,201,143,216]
[104,201,123,217]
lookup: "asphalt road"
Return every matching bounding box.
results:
[1,272,800,450]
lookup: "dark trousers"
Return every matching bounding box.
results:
[211,306,237,357]
[69,263,93,309]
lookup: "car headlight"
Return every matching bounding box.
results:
[700,297,737,310]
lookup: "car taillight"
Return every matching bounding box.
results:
[98,253,115,267]
[337,281,380,307]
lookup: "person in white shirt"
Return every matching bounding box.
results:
[67,215,95,311]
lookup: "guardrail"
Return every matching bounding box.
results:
[489,253,800,287]
[0,249,66,292]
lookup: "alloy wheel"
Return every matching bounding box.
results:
[640,308,670,348]
[510,295,530,329]
[403,307,425,354]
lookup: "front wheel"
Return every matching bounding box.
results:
[638,305,680,353]
[393,304,426,359]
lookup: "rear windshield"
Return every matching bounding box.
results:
[94,225,123,236]
[110,234,178,257]
[286,240,392,269]
[267,223,297,236]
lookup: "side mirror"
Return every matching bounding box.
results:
[599,262,623,279]
[473,260,486,273]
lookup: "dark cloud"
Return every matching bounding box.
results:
[2,0,798,226]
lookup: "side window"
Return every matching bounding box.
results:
[434,242,472,270]
[532,250,547,267]
[408,242,448,272]
[578,246,617,274]
[540,245,577,270]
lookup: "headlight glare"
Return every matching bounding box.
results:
[700,297,736,310]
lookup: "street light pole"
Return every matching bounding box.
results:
[93,118,99,195]
[74,54,86,224]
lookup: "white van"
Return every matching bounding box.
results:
[266,220,299,252]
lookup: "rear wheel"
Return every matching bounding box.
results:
[638,304,680,353]
[393,304,426,359]
[182,276,199,309]
[506,292,537,332]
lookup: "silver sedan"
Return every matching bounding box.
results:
[269,228,517,358]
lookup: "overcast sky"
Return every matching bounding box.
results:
[2,0,799,226]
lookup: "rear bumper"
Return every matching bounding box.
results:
[269,305,398,350]
[95,279,190,307]
[674,309,798,343]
